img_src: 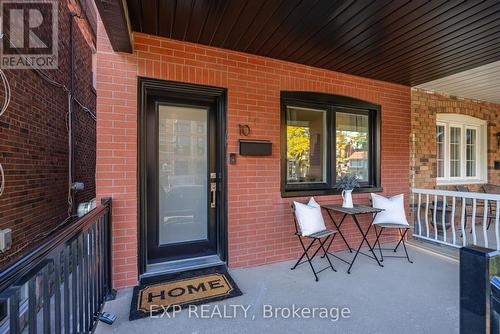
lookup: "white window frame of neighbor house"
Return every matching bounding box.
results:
[436,114,488,185]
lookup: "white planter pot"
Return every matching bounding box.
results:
[342,189,354,208]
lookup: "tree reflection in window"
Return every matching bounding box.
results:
[286,106,326,183]
[336,112,369,182]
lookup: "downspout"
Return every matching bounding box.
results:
[69,12,77,216]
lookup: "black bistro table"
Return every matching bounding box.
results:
[321,204,384,274]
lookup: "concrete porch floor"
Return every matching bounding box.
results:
[96,244,459,334]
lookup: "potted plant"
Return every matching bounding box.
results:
[336,174,360,208]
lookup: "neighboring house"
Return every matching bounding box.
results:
[346,151,369,181]
[411,88,500,191]
[0,0,96,268]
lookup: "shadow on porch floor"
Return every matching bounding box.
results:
[96,244,459,334]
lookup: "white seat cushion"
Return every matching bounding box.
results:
[293,197,326,236]
[371,193,409,227]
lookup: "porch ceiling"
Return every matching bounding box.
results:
[416,60,500,104]
[121,0,500,86]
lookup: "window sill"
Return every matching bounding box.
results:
[436,179,487,186]
[281,186,383,198]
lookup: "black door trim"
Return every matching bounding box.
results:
[138,77,228,278]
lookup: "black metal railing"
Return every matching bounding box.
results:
[0,198,114,333]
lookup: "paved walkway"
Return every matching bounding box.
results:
[96,244,459,334]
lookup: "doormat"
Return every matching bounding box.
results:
[129,266,242,321]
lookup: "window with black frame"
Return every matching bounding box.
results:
[286,106,327,185]
[281,92,381,197]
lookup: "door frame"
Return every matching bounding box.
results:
[137,77,228,278]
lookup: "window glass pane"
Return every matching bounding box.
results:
[466,128,477,177]
[336,112,369,182]
[450,127,461,177]
[436,125,445,178]
[286,106,326,184]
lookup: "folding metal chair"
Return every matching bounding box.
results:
[290,202,337,281]
[370,198,413,264]
[373,223,413,263]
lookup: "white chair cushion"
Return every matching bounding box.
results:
[293,197,326,236]
[371,193,409,226]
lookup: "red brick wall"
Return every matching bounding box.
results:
[96,26,411,288]
[0,1,96,267]
[411,88,500,190]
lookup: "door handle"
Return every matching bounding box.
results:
[210,182,217,208]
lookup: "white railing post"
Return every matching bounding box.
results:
[442,196,447,242]
[461,197,466,246]
[472,199,477,245]
[425,194,430,238]
[483,200,489,248]
[451,196,456,246]
[433,195,438,240]
[417,193,422,236]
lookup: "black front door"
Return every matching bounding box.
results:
[143,81,224,266]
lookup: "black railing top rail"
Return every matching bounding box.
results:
[0,198,111,294]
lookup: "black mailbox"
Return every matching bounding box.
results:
[239,140,272,156]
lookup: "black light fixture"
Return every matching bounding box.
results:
[497,132,500,148]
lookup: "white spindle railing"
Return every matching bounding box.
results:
[411,188,500,250]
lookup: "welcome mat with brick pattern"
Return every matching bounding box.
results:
[129,266,242,320]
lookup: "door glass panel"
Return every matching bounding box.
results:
[158,105,208,245]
